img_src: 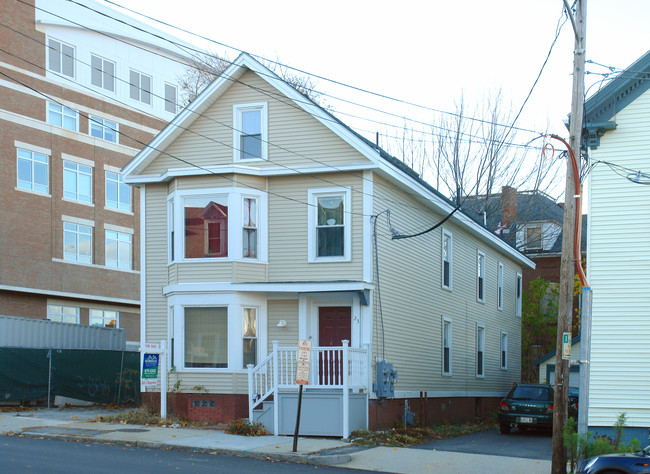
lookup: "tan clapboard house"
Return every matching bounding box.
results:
[124,53,534,437]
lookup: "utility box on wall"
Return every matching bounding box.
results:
[373,360,397,398]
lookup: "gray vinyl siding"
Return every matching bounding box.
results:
[141,70,368,176]
[267,299,299,351]
[588,87,650,428]
[371,175,521,395]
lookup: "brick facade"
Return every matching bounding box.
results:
[142,392,249,423]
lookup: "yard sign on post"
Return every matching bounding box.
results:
[293,339,312,452]
[140,340,168,419]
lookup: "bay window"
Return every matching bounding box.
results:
[242,197,257,259]
[184,196,228,258]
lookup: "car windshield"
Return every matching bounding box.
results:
[509,386,552,401]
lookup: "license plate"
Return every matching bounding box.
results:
[518,417,534,424]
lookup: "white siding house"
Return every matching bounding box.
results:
[584,50,650,441]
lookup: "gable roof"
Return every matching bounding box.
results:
[583,50,650,149]
[122,53,534,268]
[534,335,580,366]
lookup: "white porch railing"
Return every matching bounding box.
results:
[248,339,369,437]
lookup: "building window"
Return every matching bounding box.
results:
[516,273,522,317]
[105,171,131,212]
[48,102,77,131]
[129,69,152,105]
[90,116,118,143]
[105,230,132,270]
[442,317,452,376]
[90,309,118,328]
[525,226,542,250]
[17,148,49,194]
[47,305,79,324]
[242,197,257,259]
[442,230,453,290]
[165,83,177,114]
[243,307,257,368]
[63,161,92,203]
[501,331,508,370]
[234,103,267,160]
[184,196,228,259]
[477,324,485,377]
[185,307,228,368]
[168,198,175,263]
[307,189,351,262]
[64,222,92,263]
[477,251,485,302]
[47,38,74,78]
[497,262,504,310]
[90,55,115,92]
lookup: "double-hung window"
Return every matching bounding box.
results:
[64,221,92,263]
[90,116,118,143]
[105,230,132,270]
[63,160,92,203]
[164,83,177,114]
[243,307,257,368]
[90,55,115,92]
[476,324,485,377]
[17,148,49,194]
[442,229,453,290]
[105,171,131,212]
[442,317,452,376]
[497,262,504,310]
[309,189,350,262]
[90,309,118,328]
[242,197,257,259]
[501,331,508,370]
[234,103,267,161]
[477,251,486,302]
[47,305,79,324]
[185,307,228,368]
[129,69,152,105]
[48,38,74,78]
[184,196,228,258]
[48,102,77,131]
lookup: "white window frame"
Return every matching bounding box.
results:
[500,331,508,370]
[47,102,78,131]
[442,316,452,376]
[164,82,177,114]
[17,147,49,195]
[105,170,132,212]
[308,188,351,263]
[63,160,92,203]
[476,323,485,378]
[477,250,486,303]
[516,272,522,317]
[442,229,453,291]
[89,116,118,143]
[63,219,93,264]
[90,54,115,92]
[242,307,258,368]
[105,229,132,270]
[497,262,504,311]
[47,305,80,324]
[90,309,119,328]
[47,38,75,78]
[168,197,175,264]
[525,226,543,250]
[233,102,268,161]
[129,69,152,105]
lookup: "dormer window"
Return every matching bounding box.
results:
[525,226,542,250]
[234,103,267,161]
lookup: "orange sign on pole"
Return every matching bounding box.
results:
[296,339,312,385]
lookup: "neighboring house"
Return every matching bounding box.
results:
[583,50,650,441]
[535,335,581,386]
[123,53,534,436]
[0,0,192,347]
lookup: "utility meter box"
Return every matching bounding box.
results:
[373,360,397,398]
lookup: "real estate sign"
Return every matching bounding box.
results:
[142,353,160,386]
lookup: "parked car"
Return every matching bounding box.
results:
[576,446,650,473]
[498,384,555,434]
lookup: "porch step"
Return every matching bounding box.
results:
[252,400,274,433]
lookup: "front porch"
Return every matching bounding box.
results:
[248,340,370,438]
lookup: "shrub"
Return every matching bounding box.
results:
[227,418,269,436]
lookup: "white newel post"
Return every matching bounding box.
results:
[247,364,254,420]
[363,343,370,430]
[272,340,279,436]
[342,339,350,439]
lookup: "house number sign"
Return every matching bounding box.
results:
[295,339,312,385]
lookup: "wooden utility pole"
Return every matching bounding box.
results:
[552,1,587,472]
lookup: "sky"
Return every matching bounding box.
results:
[106,0,650,198]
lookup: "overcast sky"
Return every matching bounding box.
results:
[106,0,649,198]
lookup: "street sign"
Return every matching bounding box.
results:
[142,353,160,386]
[296,339,312,385]
[562,332,571,360]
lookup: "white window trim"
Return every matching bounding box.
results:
[105,229,132,270]
[47,304,80,324]
[516,272,522,317]
[63,219,93,264]
[441,229,453,291]
[442,316,452,376]
[47,101,78,132]
[307,187,352,263]
[129,68,152,106]
[89,115,119,143]
[477,250,486,303]
[16,146,50,196]
[242,306,259,368]
[242,195,259,261]
[63,159,93,204]
[164,82,178,114]
[500,330,508,370]
[476,323,485,378]
[497,262,504,311]
[524,225,543,250]
[90,54,116,92]
[47,37,75,78]
[89,309,119,328]
[233,102,268,162]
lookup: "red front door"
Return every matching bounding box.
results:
[318,307,351,385]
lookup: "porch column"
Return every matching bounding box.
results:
[272,340,279,436]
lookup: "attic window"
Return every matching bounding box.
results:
[525,226,542,250]
[234,103,267,161]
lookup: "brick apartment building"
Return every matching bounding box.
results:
[0,0,193,347]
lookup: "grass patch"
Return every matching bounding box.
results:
[94,407,208,428]
[350,420,495,447]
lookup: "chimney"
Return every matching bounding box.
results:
[501,186,517,229]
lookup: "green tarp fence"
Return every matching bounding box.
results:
[0,348,140,405]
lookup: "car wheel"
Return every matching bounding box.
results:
[499,423,511,434]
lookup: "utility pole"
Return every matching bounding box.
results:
[552,1,587,473]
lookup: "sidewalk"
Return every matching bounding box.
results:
[0,407,551,473]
